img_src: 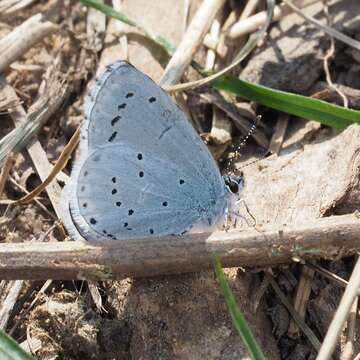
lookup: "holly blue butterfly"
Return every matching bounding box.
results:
[62,61,242,241]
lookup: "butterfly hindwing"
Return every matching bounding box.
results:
[72,145,205,240]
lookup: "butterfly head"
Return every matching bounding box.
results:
[223,173,244,195]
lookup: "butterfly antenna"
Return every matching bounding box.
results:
[238,116,260,149]
[226,116,260,170]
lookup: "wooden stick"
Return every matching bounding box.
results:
[0,214,359,280]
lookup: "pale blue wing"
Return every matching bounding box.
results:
[63,61,227,241]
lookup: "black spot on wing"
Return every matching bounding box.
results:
[111,116,121,126]
[108,132,117,142]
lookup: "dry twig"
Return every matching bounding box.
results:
[0,214,360,280]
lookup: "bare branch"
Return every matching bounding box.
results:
[0,214,359,280]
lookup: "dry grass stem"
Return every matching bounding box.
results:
[268,113,289,155]
[16,127,80,206]
[8,176,57,220]
[0,280,24,330]
[322,1,349,108]
[160,0,226,86]
[267,273,321,351]
[240,0,261,21]
[340,296,358,360]
[200,91,269,148]
[317,256,360,360]
[203,7,238,57]
[20,336,41,356]
[206,14,233,146]
[305,262,360,294]
[9,280,53,336]
[228,0,320,39]
[288,266,314,338]
[0,13,58,73]
[283,0,360,50]
[205,14,221,70]
[0,152,14,196]
[0,0,37,16]
[0,77,68,218]
[210,108,232,144]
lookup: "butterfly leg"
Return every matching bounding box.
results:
[224,198,257,230]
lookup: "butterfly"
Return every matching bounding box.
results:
[62,61,242,241]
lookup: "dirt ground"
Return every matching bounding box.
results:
[1,0,360,359]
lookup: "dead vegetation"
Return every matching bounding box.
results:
[0,0,360,359]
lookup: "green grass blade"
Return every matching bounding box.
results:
[0,330,36,360]
[213,76,360,129]
[80,0,175,55]
[81,0,135,25]
[213,256,265,360]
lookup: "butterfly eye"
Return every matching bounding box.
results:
[224,175,244,194]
